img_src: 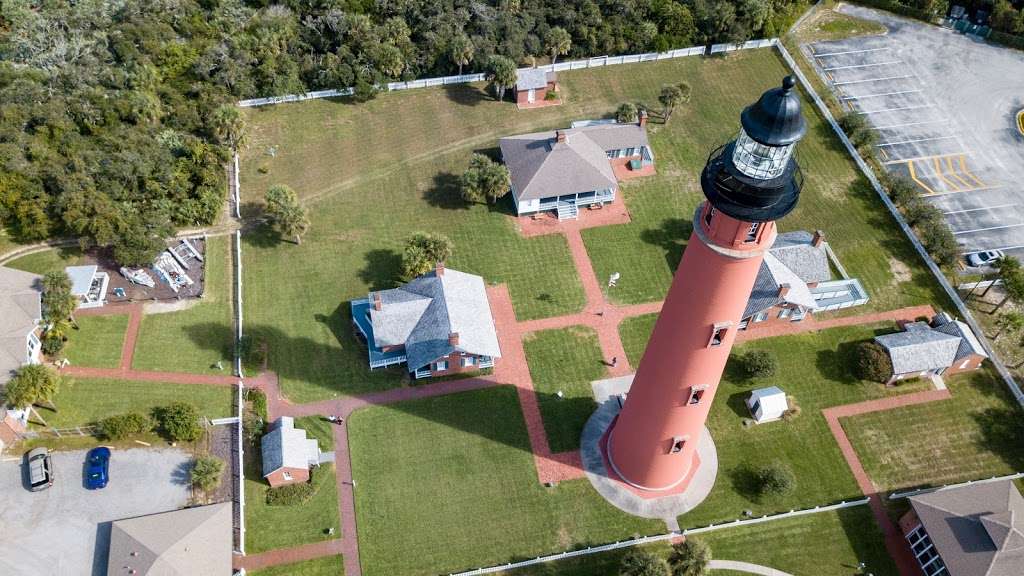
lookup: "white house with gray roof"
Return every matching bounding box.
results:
[740,230,868,329]
[0,266,43,386]
[874,313,988,384]
[351,264,501,379]
[499,118,653,219]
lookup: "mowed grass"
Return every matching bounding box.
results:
[40,378,234,427]
[619,316,932,527]
[296,415,336,450]
[3,245,88,274]
[250,557,344,576]
[348,386,662,576]
[579,50,945,311]
[797,6,889,43]
[842,368,1024,492]
[132,235,235,374]
[506,505,896,576]
[63,313,128,369]
[523,326,608,452]
[244,460,341,553]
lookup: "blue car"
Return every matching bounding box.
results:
[85,447,110,489]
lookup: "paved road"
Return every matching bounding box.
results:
[804,5,1024,260]
[0,448,192,576]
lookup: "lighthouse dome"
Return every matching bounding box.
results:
[739,76,806,147]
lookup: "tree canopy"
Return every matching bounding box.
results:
[401,232,453,280]
[460,154,511,205]
[264,185,310,244]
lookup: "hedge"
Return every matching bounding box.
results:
[97,412,152,440]
[989,30,1024,51]
[266,468,320,506]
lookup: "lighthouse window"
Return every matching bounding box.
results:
[704,206,716,229]
[688,386,707,405]
[709,324,728,347]
[670,436,688,454]
[744,222,760,243]
[732,129,794,180]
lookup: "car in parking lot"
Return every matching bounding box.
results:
[85,447,110,489]
[967,249,1005,267]
[26,448,53,492]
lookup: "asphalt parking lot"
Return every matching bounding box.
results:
[804,4,1024,261]
[0,447,192,576]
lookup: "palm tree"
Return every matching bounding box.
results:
[486,56,517,101]
[668,537,712,576]
[278,204,310,245]
[3,364,65,426]
[211,104,246,149]
[545,27,571,65]
[449,34,474,75]
[42,270,78,329]
[659,85,683,123]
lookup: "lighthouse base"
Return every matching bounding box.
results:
[581,375,718,519]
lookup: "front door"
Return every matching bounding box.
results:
[527,88,536,103]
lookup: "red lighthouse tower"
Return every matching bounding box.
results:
[606,76,807,495]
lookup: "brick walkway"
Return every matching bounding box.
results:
[822,390,951,576]
[513,197,632,237]
[233,540,344,571]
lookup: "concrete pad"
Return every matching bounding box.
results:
[581,375,718,521]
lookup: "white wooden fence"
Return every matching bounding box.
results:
[889,471,1024,500]
[237,41,772,108]
[447,498,869,576]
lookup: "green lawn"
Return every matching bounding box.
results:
[619,317,933,527]
[63,313,128,369]
[4,245,87,274]
[523,326,608,452]
[296,415,336,450]
[507,505,897,576]
[250,557,344,576]
[842,368,1024,492]
[240,48,946,402]
[40,378,234,427]
[132,235,235,374]
[244,459,341,553]
[348,386,662,576]
[797,4,889,43]
[579,50,945,312]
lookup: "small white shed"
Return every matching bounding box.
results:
[746,386,789,423]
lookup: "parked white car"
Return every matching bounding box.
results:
[966,250,1005,267]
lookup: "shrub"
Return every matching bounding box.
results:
[153,402,203,442]
[41,332,65,356]
[97,412,152,440]
[191,455,225,492]
[918,221,960,267]
[668,537,711,576]
[544,89,558,101]
[739,350,777,379]
[616,102,638,123]
[247,388,268,422]
[781,395,802,422]
[854,340,892,383]
[620,549,669,576]
[266,469,319,506]
[885,174,919,207]
[755,461,796,497]
[904,198,943,228]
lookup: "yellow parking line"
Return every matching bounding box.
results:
[945,156,972,189]
[907,160,936,195]
[880,147,890,160]
[933,157,961,191]
[883,152,963,165]
[958,155,986,188]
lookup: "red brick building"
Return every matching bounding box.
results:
[261,416,326,488]
[875,312,988,384]
[515,68,559,109]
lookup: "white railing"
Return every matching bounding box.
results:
[237,42,777,108]
[889,471,1024,500]
[234,230,243,378]
[772,40,1024,408]
[448,498,869,575]
[235,379,245,555]
[232,153,241,219]
[369,355,407,369]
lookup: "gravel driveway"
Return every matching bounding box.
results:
[0,447,192,576]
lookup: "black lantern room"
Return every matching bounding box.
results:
[700,76,807,223]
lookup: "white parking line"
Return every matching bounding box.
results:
[822,60,902,71]
[943,203,1018,215]
[925,185,1002,197]
[833,75,913,86]
[985,244,1024,252]
[953,223,1024,235]
[813,47,891,57]
[857,104,933,114]
[841,89,922,100]
[875,119,947,130]
[876,135,957,147]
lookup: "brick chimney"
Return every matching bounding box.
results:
[638,109,648,127]
[449,332,459,346]
[435,262,445,277]
[373,293,382,311]
[812,229,825,248]
[778,283,790,299]
[555,130,566,143]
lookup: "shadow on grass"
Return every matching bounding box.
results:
[815,341,862,385]
[242,222,284,249]
[835,505,901,575]
[359,249,401,291]
[972,405,1024,471]
[443,83,488,107]
[640,217,691,271]
[725,391,753,419]
[423,172,470,210]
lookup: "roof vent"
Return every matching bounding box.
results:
[555,130,566,143]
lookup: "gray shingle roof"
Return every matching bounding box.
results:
[875,322,961,374]
[908,480,1024,576]
[0,267,42,385]
[934,318,989,362]
[742,232,829,319]
[516,68,554,90]
[261,416,321,476]
[499,123,649,202]
[106,503,232,576]
[369,268,501,371]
